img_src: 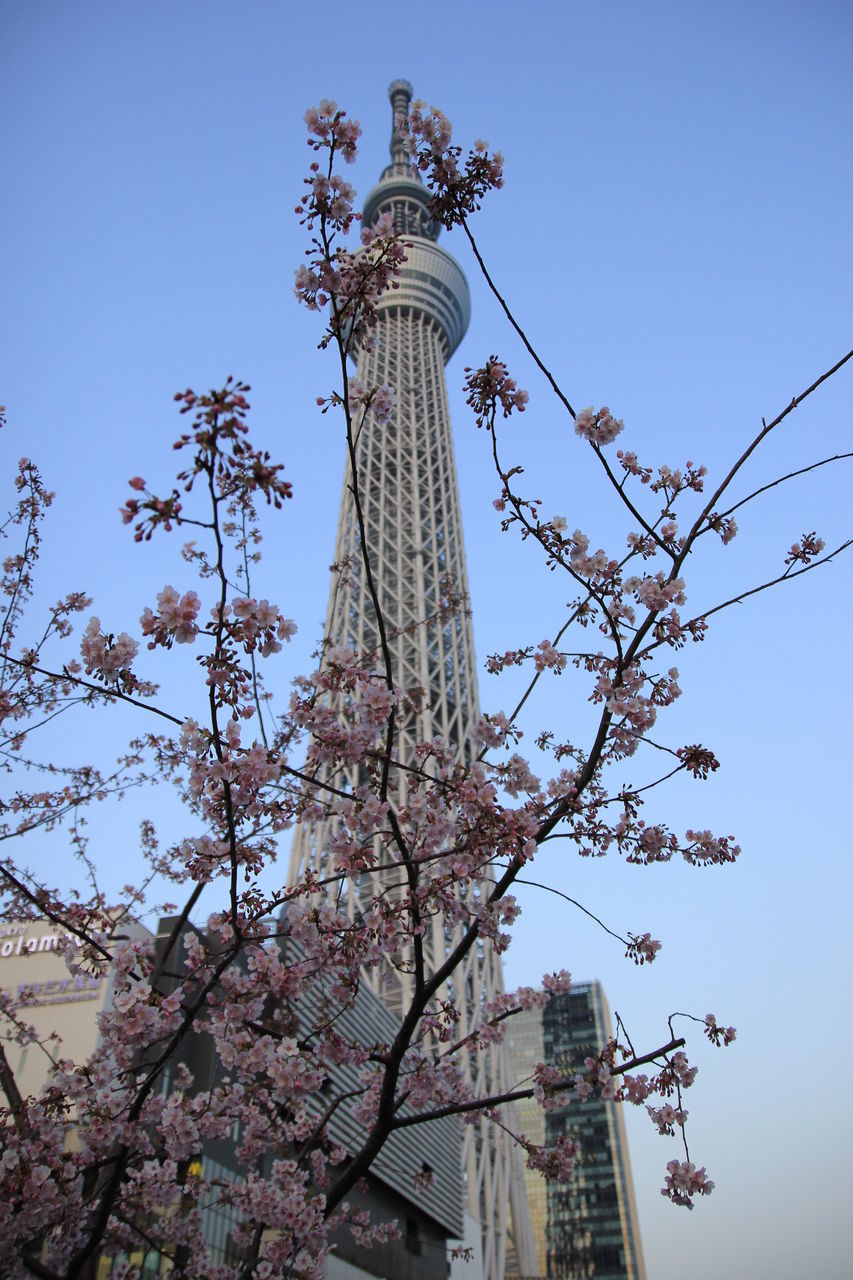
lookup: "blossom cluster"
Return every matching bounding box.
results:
[574,405,624,447]
[592,660,682,759]
[79,617,142,698]
[140,586,201,647]
[295,209,406,352]
[401,101,504,228]
[294,104,407,353]
[524,1133,579,1183]
[316,378,396,428]
[625,932,662,965]
[661,1159,715,1208]
[303,99,362,165]
[704,1013,737,1047]
[464,358,529,429]
[172,381,293,511]
[706,511,738,544]
[120,474,183,540]
[785,530,825,567]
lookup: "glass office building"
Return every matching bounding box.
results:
[506,982,646,1280]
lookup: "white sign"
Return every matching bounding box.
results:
[0,930,75,959]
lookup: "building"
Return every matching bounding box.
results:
[153,914,465,1280]
[0,915,151,1098]
[286,81,534,1279]
[505,983,646,1280]
[0,905,463,1278]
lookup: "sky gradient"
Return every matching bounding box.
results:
[2,3,852,1276]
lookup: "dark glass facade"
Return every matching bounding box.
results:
[506,983,646,1280]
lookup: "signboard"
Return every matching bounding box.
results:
[0,922,103,1005]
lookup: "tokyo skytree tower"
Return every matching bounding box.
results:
[287,81,535,1280]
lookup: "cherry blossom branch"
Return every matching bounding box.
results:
[638,537,853,660]
[149,883,205,987]
[488,405,626,665]
[700,451,853,527]
[590,441,669,552]
[390,1035,687,1130]
[0,653,184,726]
[512,876,631,948]
[0,862,115,965]
[204,440,243,934]
[461,222,577,419]
[0,462,47,663]
[238,509,270,750]
[0,767,150,845]
[478,532,669,760]
[679,347,853,557]
[60,943,242,1279]
[0,699,94,753]
[596,761,691,802]
[330,296,398,807]
[0,1040,25,1127]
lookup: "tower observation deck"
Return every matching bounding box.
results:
[287,81,535,1280]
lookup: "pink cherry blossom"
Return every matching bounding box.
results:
[80,616,139,678]
[661,1159,715,1208]
[574,405,624,446]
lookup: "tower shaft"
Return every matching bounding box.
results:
[332,304,478,761]
[287,81,533,1280]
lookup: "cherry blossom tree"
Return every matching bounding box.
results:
[0,98,849,1280]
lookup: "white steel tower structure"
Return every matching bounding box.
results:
[288,81,535,1280]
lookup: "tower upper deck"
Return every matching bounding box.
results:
[361,80,470,360]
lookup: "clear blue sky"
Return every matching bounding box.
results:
[2,3,851,1276]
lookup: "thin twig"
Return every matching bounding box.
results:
[390,1036,687,1130]
[462,222,577,419]
[709,452,853,524]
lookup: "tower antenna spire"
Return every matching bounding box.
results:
[387,78,413,173]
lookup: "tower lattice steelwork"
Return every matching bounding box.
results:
[287,81,536,1280]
